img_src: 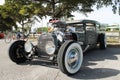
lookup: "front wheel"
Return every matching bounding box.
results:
[57,41,83,75]
[9,40,27,64]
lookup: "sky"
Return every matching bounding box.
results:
[0,0,120,27]
[73,6,120,25]
[0,0,5,5]
[36,6,120,27]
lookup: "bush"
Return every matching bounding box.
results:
[36,27,48,33]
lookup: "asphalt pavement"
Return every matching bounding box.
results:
[0,39,120,80]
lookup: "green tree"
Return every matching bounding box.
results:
[0,0,45,31]
[4,0,120,18]
[1,0,120,31]
[0,5,17,31]
[32,0,120,18]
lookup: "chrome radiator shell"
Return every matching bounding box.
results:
[37,33,57,56]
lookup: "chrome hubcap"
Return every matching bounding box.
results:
[67,49,80,69]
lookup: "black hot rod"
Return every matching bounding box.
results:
[9,19,107,75]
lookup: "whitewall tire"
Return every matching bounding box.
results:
[57,41,83,75]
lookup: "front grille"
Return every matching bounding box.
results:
[37,33,55,55]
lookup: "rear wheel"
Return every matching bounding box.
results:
[9,40,27,64]
[57,41,83,75]
[99,34,107,49]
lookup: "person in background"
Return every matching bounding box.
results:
[31,27,36,38]
[16,31,21,40]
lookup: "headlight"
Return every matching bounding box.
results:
[45,41,55,55]
[24,41,33,52]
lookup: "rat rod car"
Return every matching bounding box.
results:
[9,19,107,75]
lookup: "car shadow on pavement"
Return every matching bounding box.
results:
[71,67,120,79]
[20,47,120,79]
[70,47,120,79]
[83,47,120,62]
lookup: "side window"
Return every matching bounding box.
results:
[86,23,95,31]
[74,23,84,32]
[96,24,100,31]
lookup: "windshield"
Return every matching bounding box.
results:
[67,23,84,32]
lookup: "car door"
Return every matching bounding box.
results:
[85,23,98,47]
[74,23,86,43]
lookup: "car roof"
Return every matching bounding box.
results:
[66,19,100,25]
[51,21,66,27]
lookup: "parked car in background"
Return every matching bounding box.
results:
[0,31,4,39]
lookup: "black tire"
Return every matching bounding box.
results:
[99,34,107,49]
[9,40,27,64]
[57,41,83,75]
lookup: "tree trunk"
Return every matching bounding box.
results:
[21,20,24,33]
[51,0,55,18]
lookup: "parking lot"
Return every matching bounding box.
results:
[0,39,120,80]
